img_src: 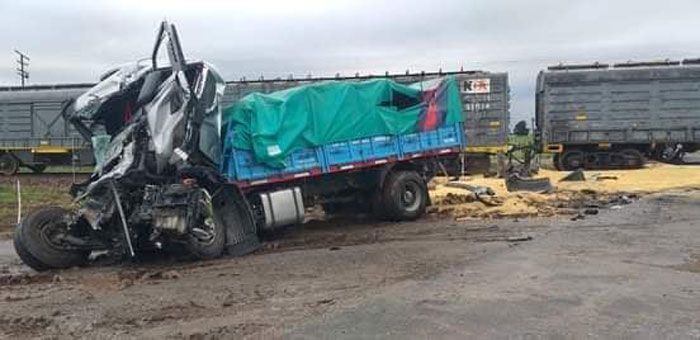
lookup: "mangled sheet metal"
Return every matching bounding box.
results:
[14,21,259,272]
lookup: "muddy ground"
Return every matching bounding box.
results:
[0,189,698,338]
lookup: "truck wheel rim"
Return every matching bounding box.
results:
[401,183,421,212]
[190,193,217,245]
[38,219,73,251]
[190,218,216,245]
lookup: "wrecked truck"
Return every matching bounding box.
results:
[13,21,465,271]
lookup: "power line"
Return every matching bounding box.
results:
[14,50,30,87]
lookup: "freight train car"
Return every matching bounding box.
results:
[223,70,510,157]
[0,84,94,174]
[536,60,700,170]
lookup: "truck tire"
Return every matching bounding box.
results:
[185,219,225,260]
[14,207,89,271]
[13,226,51,272]
[185,191,226,260]
[0,153,19,176]
[380,170,427,221]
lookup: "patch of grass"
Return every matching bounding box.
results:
[0,183,72,233]
[18,165,94,174]
[0,185,17,205]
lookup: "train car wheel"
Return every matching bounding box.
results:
[0,154,19,176]
[559,150,585,171]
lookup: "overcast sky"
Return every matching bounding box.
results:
[1,0,699,125]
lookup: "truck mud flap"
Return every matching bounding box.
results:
[214,186,260,257]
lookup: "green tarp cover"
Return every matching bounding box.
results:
[224,76,462,168]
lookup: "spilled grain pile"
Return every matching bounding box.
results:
[429,163,700,219]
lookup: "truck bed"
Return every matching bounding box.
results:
[223,71,508,153]
[222,122,464,187]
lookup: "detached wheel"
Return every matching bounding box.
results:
[185,190,226,260]
[0,154,19,176]
[14,207,89,271]
[380,171,427,221]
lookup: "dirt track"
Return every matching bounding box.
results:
[1,189,699,338]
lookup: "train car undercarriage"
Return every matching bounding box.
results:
[552,143,698,171]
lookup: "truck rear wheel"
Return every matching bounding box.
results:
[380,170,427,221]
[0,153,19,176]
[14,207,90,271]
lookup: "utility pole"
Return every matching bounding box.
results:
[14,50,29,87]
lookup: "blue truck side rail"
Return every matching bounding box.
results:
[221,122,465,187]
